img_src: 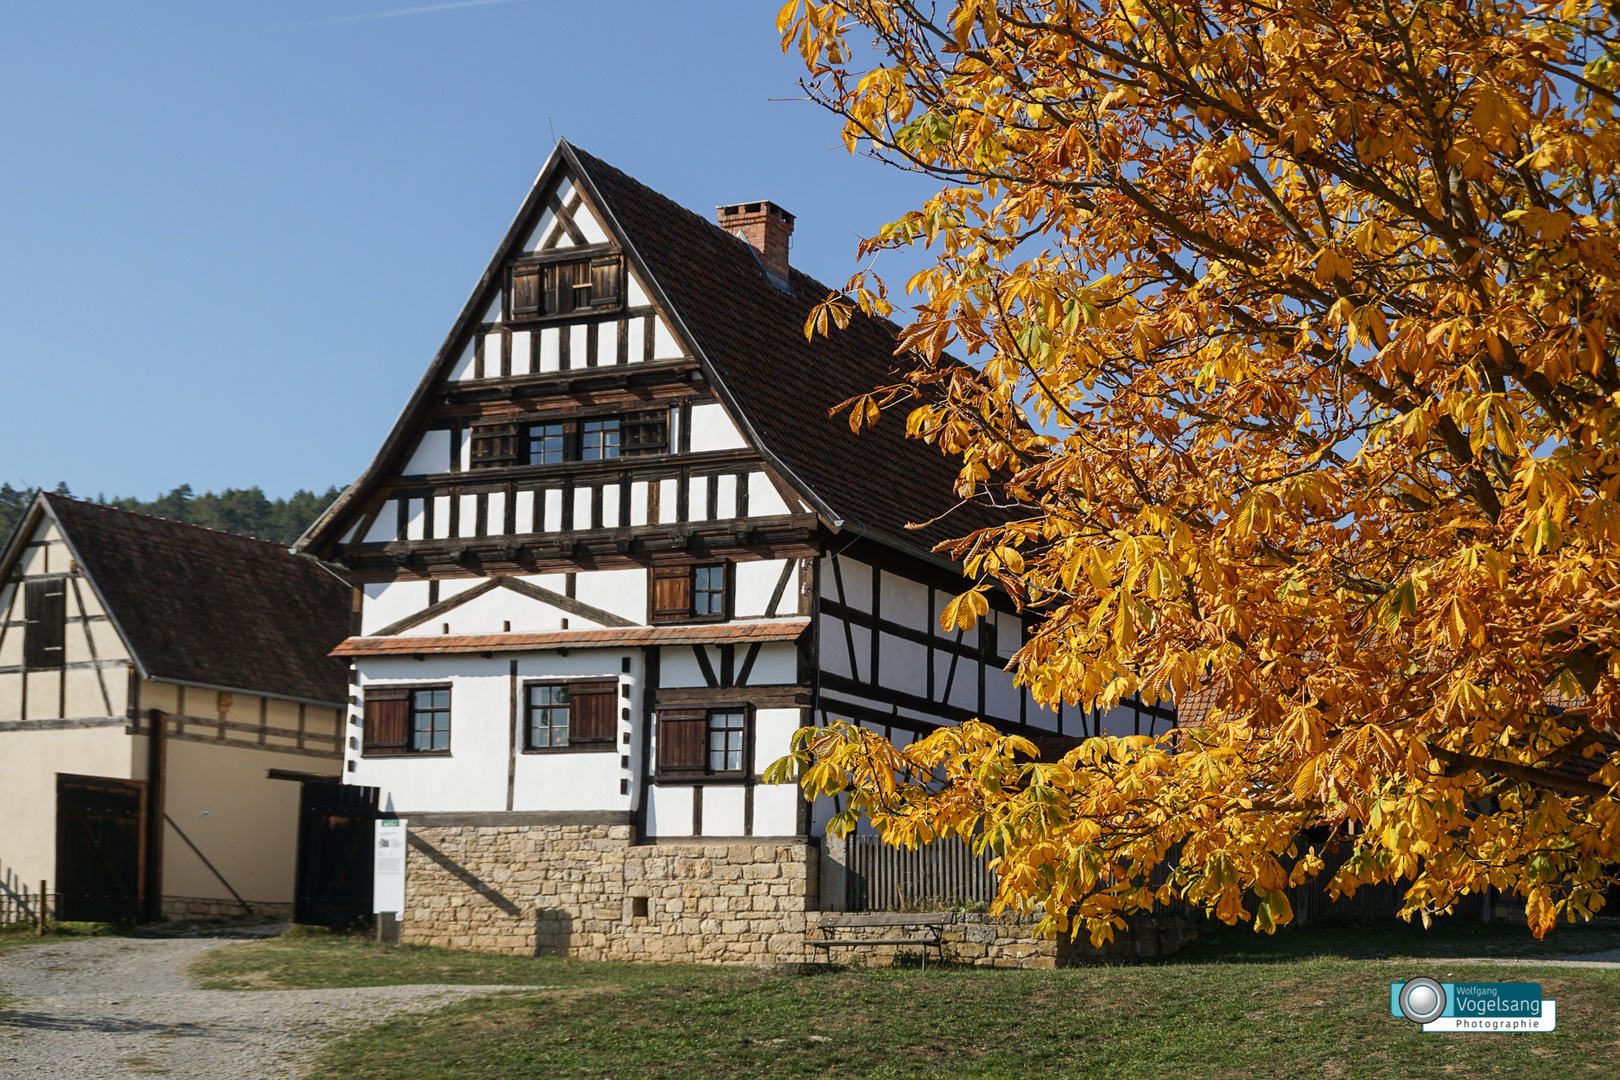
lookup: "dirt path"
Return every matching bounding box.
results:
[0,936,529,1079]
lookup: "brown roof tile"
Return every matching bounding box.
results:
[331,618,811,657]
[570,146,1008,559]
[46,495,351,704]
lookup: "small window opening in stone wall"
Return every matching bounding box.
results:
[631,896,650,919]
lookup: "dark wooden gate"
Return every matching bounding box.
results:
[294,781,378,929]
[56,774,145,922]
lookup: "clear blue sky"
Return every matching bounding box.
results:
[0,1,934,500]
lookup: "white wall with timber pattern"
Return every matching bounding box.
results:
[351,650,642,816]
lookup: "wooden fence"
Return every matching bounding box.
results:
[0,865,52,927]
[844,835,997,912]
[843,834,1410,922]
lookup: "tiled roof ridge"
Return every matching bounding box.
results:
[43,492,298,552]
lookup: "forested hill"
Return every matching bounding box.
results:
[0,482,342,548]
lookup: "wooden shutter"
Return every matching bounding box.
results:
[543,263,563,315]
[651,565,692,623]
[622,410,668,456]
[511,267,542,317]
[657,709,708,774]
[469,424,520,469]
[569,680,617,743]
[363,687,410,755]
[23,578,66,669]
[590,257,621,307]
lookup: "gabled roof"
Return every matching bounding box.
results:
[297,140,1002,564]
[2,494,350,706]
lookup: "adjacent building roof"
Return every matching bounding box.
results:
[297,140,1004,565]
[5,494,351,705]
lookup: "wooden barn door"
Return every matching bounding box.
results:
[294,781,378,929]
[55,774,145,922]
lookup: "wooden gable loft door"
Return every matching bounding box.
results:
[55,774,145,922]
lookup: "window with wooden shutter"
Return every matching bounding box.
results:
[657,709,708,774]
[362,686,410,755]
[621,409,669,456]
[569,680,617,744]
[650,565,692,623]
[511,266,542,317]
[590,257,621,307]
[469,423,520,469]
[23,578,66,669]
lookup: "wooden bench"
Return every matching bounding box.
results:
[806,913,948,970]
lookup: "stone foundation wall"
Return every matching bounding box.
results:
[804,911,1198,968]
[161,896,293,921]
[402,823,816,964]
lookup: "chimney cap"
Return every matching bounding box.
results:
[717,201,795,226]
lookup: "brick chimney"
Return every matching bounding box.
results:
[717,201,794,284]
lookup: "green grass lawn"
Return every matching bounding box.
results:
[187,923,1620,1080]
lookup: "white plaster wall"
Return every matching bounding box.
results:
[625,318,646,363]
[741,643,798,686]
[364,502,400,543]
[402,430,451,476]
[984,666,1020,724]
[879,633,929,697]
[751,785,799,837]
[575,568,648,625]
[482,331,503,369]
[510,330,531,376]
[832,557,873,611]
[601,483,621,528]
[627,270,651,307]
[405,499,426,541]
[646,784,693,837]
[163,740,304,904]
[458,494,478,538]
[687,477,708,521]
[715,474,737,519]
[523,206,556,252]
[748,471,791,517]
[362,580,431,636]
[934,650,979,712]
[573,488,591,530]
[513,490,534,533]
[570,324,588,365]
[700,785,746,836]
[658,647,707,688]
[882,572,929,630]
[653,317,683,361]
[512,751,624,812]
[733,559,789,618]
[817,613,852,679]
[575,203,608,244]
[753,708,802,769]
[689,403,746,452]
[481,293,502,324]
[397,585,568,637]
[629,483,649,526]
[433,495,452,539]
[598,318,620,365]
[352,657,511,814]
[996,611,1023,658]
[543,489,564,532]
[539,327,561,372]
[449,340,476,382]
[487,491,506,534]
[658,479,679,524]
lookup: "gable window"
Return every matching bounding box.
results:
[23,578,66,670]
[580,418,620,460]
[650,563,728,623]
[622,408,672,456]
[525,679,617,751]
[362,685,451,755]
[509,257,622,320]
[469,424,521,470]
[529,423,567,464]
[657,707,749,778]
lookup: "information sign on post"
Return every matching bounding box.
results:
[373,818,407,916]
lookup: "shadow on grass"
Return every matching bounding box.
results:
[1166,914,1620,965]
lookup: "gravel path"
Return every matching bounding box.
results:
[0,936,532,1079]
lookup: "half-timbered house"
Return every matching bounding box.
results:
[0,494,350,922]
[295,141,1177,961]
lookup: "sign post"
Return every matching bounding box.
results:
[373,818,406,944]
